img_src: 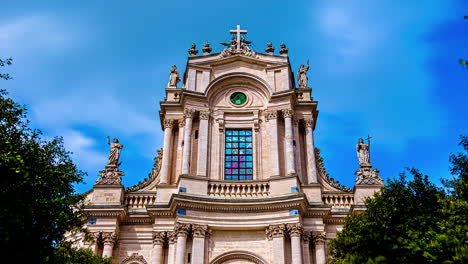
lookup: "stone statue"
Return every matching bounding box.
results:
[107,136,124,166]
[168,65,180,87]
[297,60,310,88]
[356,138,370,165]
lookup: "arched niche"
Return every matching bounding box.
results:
[210,250,268,264]
[121,253,148,264]
[205,72,271,109]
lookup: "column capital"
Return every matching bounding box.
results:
[102,231,119,246]
[164,119,175,128]
[174,222,191,237]
[304,119,314,128]
[192,224,209,238]
[199,110,210,120]
[312,231,327,244]
[266,224,286,240]
[178,118,185,127]
[265,110,278,120]
[282,108,294,118]
[184,108,195,119]
[302,231,311,242]
[91,231,101,243]
[287,223,303,237]
[167,231,177,244]
[153,231,166,245]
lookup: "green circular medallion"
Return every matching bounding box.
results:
[230,92,247,105]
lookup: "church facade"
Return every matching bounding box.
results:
[78,26,384,264]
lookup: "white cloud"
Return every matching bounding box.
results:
[61,129,107,171]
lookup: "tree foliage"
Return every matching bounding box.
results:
[0,83,108,262]
[53,243,112,264]
[0,58,12,80]
[328,137,468,264]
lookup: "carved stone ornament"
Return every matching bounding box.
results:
[279,42,289,56]
[202,41,212,55]
[302,231,311,242]
[174,222,191,237]
[312,231,326,244]
[188,43,199,56]
[297,62,310,88]
[192,224,208,238]
[122,253,148,264]
[96,165,124,185]
[199,110,210,120]
[153,231,166,245]
[287,223,303,237]
[91,232,101,243]
[102,232,119,246]
[282,109,294,118]
[355,167,383,185]
[163,119,174,129]
[266,224,286,240]
[220,26,258,58]
[265,41,275,54]
[265,110,278,120]
[304,119,314,128]
[184,108,195,119]
[126,148,162,192]
[106,136,123,167]
[168,65,180,88]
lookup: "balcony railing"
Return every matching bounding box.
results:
[124,192,157,208]
[208,180,270,198]
[322,192,354,208]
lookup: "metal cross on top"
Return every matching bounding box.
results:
[230,25,247,51]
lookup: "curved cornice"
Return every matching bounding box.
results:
[205,72,273,97]
[210,250,268,264]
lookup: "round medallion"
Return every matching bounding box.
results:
[230,92,247,105]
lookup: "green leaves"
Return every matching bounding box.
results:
[328,138,468,264]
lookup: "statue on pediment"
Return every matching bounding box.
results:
[168,65,180,87]
[356,138,370,166]
[107,136,124,167]
[297,60,310,88]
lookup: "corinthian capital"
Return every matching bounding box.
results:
[265,110,278,120]
[167,231,177,244]
[178,118,185,127]
[199,110,210,120]
[282,109,294,118]
[304,119,314,128]
[287,223,303,237]
[192,224,208,238]
[102,232,119,245]
[174,222,191,237]
[153,231,166,245]
[184,108,195,119]
[266,224,286,240]
[312,231,326,244]
[163,119,174,129]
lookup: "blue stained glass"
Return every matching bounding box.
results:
[226,143,231,148]
[246,156,252,161]
[246,130,252,135]
[232,176,239,180]
[232,169,238,174]
[239,131,245,135]
[240,162,246,168]
[226,137,232,142]
[232,131,238,135]
[226,175,232,180]
[232,143,238,148]
[246,143,252,148]
[246,136,252,142]
[240,175,246,180]
[247,169,253,174]
[239,156,245,161]
[226,149,232,154]
[239,149,245,154]
[225,129,254,181]
[246,149,252,154]
[232,149,239,154]
[226,131,232,135]
[246,175,253,180]
[232,156,238,161]
[231,162,238,168]
[239,143,246,148]
[239,137,245,142]
[225,162,231,168]
[246,162,253,168]
[225,169,231,174]
[240,169,246,174]
[226,156,232,161]
[232,137,238,141]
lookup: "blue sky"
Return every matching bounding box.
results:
[1,0,467,193]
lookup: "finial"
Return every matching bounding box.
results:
[265,41,275,55]
[202,41,212,55]
[188,43,199,56]
[279,42,289,56]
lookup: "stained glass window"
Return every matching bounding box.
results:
[225,129,253,180]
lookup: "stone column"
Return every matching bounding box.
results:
[304,119,318,183]
[191,224,208,264]
[174,223,190,264]
[287,223,303,264]
[90,232,101,255]
[301,232,312,264]
[181,109,195,175]
[266,224,286,264]
[167,232,177,264]
[197,111,210,177]
[266,111,280,177]
[313,232,327,264]
[160,119,174,184]
[282,109,296,175]
[152,232,166,264]
[102,232,118,258]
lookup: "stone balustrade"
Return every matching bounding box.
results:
[208,180,270,197]
[322,192,354,208]
[124,192,157,208]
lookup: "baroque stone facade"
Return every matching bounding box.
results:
[77,25,383,264]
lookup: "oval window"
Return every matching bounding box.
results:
[230,92,247,105]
